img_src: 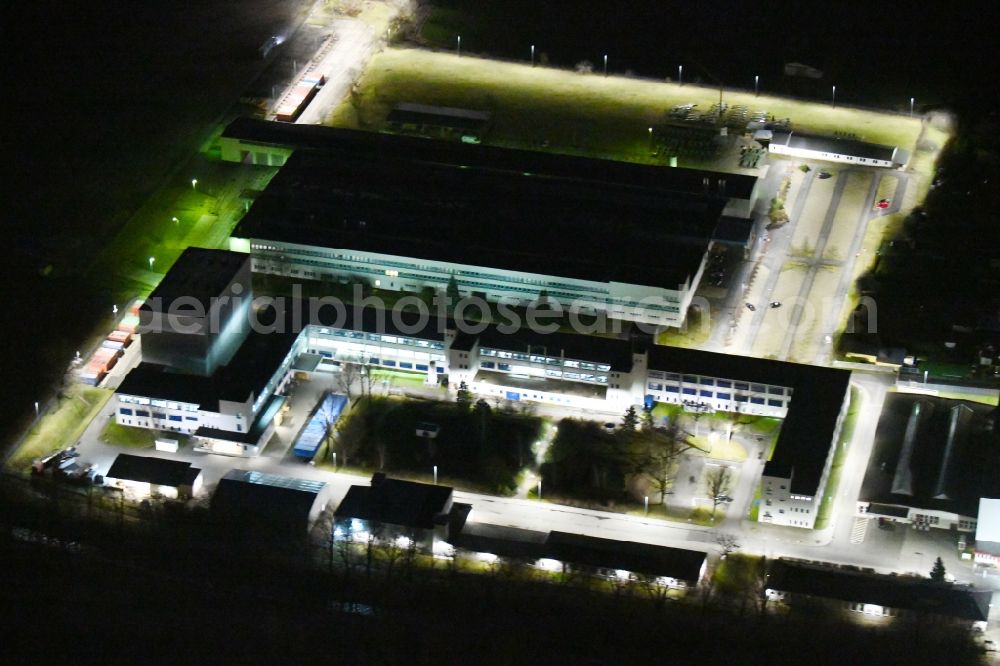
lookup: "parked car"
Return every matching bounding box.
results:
[745,302,756,311]
[770,301,782,308]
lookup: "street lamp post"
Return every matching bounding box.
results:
[678,64,683,85]
[456,35,461,57]
[332,451,337,468]
[34,401,39,417]
[531,44,535,67]
[831,85,836,108]
[603,54,608,77]
[648,126,653,150]
[644,495,649,515]
[754,75,759,96]
[148,256,155,270]
[537,478,542,499]
[433,464,438,484]
[191,178,198,190]
[910,97,915,117]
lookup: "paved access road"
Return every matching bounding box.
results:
[709,158,913,365]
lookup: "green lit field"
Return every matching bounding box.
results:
[329,48,923,166]
[5,386,112,473]
[100,421,157,449]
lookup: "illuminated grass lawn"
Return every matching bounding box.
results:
[6,386,112,473]
[100,421,156,449]
[332,48,924,165]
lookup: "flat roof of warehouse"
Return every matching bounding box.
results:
[768,559,991,622]
[388,103,492,131]
[106,454,200,488]
[335,474,453,530]
[859,394,998,518]
[223,117,758,200]
[771,131,897,162]
[141,248,247,313]
[235,149,716,290]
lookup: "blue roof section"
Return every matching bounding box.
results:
[222,469,326,495]
[292,392,348,459]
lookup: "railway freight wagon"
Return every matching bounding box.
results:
[275,74,326,122]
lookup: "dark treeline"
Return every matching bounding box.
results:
[0,476,984,665]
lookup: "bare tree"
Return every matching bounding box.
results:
[638,574,671,610]
[381,535,406,580]
[607,571,634,598]
[359,364,374,402]
[336,530,355,575]
[336,362,360,402]
[364,524,383,578]
[333,410,365,468]
[633,422,696,507]
[705,466,734,522]
[716,533,741,559]
[750,556,770,616]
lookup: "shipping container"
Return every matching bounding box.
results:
[107,330,132,346]
[118,314,140,334]
[275,74,325,123]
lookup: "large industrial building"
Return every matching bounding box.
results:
[222,118,762,328]
[857,393,1000,532]
[138,248,252,376]
[113,249,851,528]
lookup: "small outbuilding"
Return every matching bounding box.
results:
[334,473,454,551]
[211,469,330,544]
[105,454,202,500]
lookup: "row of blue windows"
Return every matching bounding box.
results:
[653,377,785,396]
[316,328,446,350]
[122,407,198,422]
[651,386,785,408]
[368,358,439,373]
